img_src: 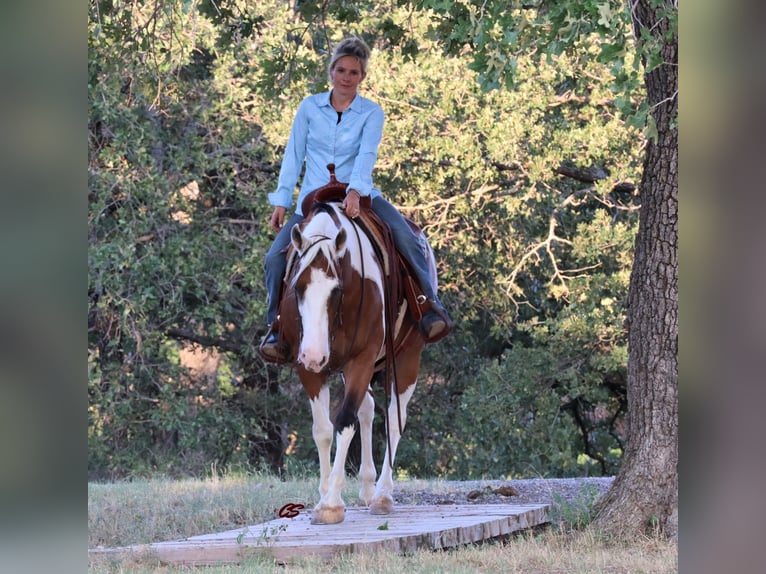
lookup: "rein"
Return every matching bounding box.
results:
[345,216,365,360]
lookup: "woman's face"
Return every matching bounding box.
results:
[330,55,365,96]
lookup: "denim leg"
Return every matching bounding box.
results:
[264,213,304,324]
[371,196,438,301]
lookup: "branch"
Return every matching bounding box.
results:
[504,190,581,302]
[219,218,260,225]
[554,162,609,183]
[611,182,637,194]
[365,88,427,111]
[555,163,638,199]
[568,397,609,475]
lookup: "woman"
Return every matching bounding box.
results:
[261,37,451,361]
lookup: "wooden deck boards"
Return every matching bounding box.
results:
[90,503,549,566]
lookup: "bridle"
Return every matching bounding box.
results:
[293,204,367,371]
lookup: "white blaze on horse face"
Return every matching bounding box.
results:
[297,267,338,372]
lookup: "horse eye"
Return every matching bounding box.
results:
[295,284,306,300]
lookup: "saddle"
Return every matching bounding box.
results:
[281,164,437,363]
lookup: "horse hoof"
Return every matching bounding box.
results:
[311,504,345,525]
[369,494,394,515]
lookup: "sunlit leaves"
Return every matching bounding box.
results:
[413,0,670,136]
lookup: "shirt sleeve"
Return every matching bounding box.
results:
[269,98,310,209]
[347,104,384,197]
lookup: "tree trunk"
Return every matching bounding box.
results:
[592,0,678,539]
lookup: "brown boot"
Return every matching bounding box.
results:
[259,327,290,363]
[420,300,452,343]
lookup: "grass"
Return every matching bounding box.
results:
[88,472,333,550]
[88,472,677,573]
[549,483,601,530]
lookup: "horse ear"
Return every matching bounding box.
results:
[291,224,303,252]
[335,227,347,252]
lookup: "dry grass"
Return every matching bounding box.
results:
[88,472,354,549]
[88,473,677,574]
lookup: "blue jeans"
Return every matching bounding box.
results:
[263,197,438,325]
[264,212,305,325]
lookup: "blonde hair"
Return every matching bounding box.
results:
[328,36,371,79]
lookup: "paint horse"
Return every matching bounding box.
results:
[272,181,435,525]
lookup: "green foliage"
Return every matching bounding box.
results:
[414,0,676,139]
[88,1,643,480]
[88,0,288,478]
[549,483,601,531]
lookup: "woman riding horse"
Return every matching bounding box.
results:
[260,36,451,362]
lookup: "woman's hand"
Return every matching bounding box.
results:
[270,206,287,232]
[342,189,361,218]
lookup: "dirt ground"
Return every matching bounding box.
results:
[392,477,615,508]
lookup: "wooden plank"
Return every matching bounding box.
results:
[90,503,549,566]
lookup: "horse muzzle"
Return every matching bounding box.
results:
[297,348,330,373]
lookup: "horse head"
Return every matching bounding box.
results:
[288,205,351,373]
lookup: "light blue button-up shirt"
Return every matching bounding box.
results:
[268,90,384,216]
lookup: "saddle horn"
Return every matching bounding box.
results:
[326,163,338,184]
[300,164,353,215]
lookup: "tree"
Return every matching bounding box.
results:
[590,0,678,539]
[416,0,678,537]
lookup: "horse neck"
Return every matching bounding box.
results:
[303,205,382,282]
[339,218,383,286]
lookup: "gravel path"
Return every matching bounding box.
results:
[391,477,615,509]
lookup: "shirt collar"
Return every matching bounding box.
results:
[319,90,333,107]
[322,90,361,112]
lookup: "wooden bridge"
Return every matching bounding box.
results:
[90,503,549,567]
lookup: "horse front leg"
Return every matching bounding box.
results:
[308,385,333,498]
[311,422,357,525]
[356,388,376,506]
[312,362,376,525]
[370,384,416,515]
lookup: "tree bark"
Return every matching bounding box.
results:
[592,0,678,539]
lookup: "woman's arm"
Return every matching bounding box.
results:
[268,98,311,209]
[347,104,384,196]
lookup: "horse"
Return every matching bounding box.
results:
[275,198,431,525]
